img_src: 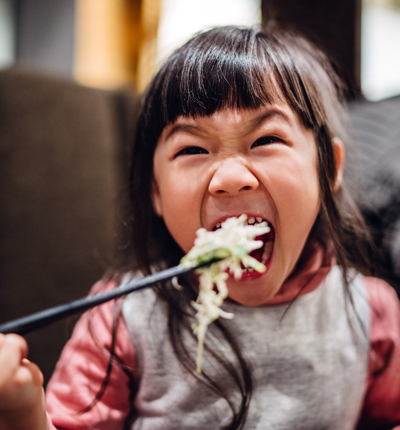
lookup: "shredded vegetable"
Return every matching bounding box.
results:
[176,214,270,372]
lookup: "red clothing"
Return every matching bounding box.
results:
[45,252,400,429]
[358,277,400,429]
[46,280,135,429]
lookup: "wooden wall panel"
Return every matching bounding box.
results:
[262,0,361,98]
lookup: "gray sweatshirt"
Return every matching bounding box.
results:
[122,265,369,429]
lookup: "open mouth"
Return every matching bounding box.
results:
[246,217,274,278]
[213,216,275,280]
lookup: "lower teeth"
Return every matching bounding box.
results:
[261,241,273,263]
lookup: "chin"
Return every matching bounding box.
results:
[227,278,278,307]
[228,293,274,307]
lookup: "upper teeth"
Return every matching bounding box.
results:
[215,216,265,230]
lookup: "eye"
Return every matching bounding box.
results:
[251,136,283,148]
[174,146,208,157]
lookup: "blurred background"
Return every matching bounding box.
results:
[0,0,400,385]
[1,0,400,98]
[0,0,261,93]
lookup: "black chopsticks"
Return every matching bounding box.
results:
[0,261,209,335]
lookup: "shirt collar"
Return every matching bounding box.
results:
[265,242,334,305]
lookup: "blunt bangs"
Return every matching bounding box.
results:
[141,26,342,147]
[160,28,280,116]
[142,27,281,142]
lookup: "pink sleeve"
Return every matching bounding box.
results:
[47,412,57,430]
[357,277,400,429]
[45,281,136,430]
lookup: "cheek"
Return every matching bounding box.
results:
[163,214,198,254]
[154,177,203,253]
[273,157,320,235]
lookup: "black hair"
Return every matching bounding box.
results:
[105,26,377,429]
[127,26,367,272]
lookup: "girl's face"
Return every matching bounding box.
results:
[152,104,321,306]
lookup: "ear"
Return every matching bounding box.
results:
[152,180,163,217]
[332,137,345,191]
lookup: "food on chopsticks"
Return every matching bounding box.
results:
[176,214,270,372]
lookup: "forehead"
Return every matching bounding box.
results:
[160,104,303,143]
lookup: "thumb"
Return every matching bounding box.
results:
[18,358,44,388]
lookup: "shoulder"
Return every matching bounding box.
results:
[364,276,400,349]
[364,276,400,369]
[364,275,399,305]
[48,277,137,372]
[356,276,400,427]
[359,276,400,375]
[46,277,136,428]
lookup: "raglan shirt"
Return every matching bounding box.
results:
[45,247,400,429]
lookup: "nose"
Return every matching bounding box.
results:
[208,158,259,195]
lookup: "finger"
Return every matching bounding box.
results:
[18,358,44,387]
[0,335,28,381]
[0,333,6,349]
[0,334,28,359]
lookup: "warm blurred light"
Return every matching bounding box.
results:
[136,0,162,92]
[362,0,400,100]
[74,0,136,89]
[73,0,260,92]
[157,0,261,66]
[74,0,161,92]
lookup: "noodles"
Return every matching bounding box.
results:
[177,214,270,372]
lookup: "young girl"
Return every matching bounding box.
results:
[1,25,400,430]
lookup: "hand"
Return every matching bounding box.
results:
[0,334,47,430]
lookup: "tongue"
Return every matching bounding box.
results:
[249,232,270,263]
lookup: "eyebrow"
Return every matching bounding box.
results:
[164,124,201,141]
[248,108,292,131]
[164,107,293,141]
